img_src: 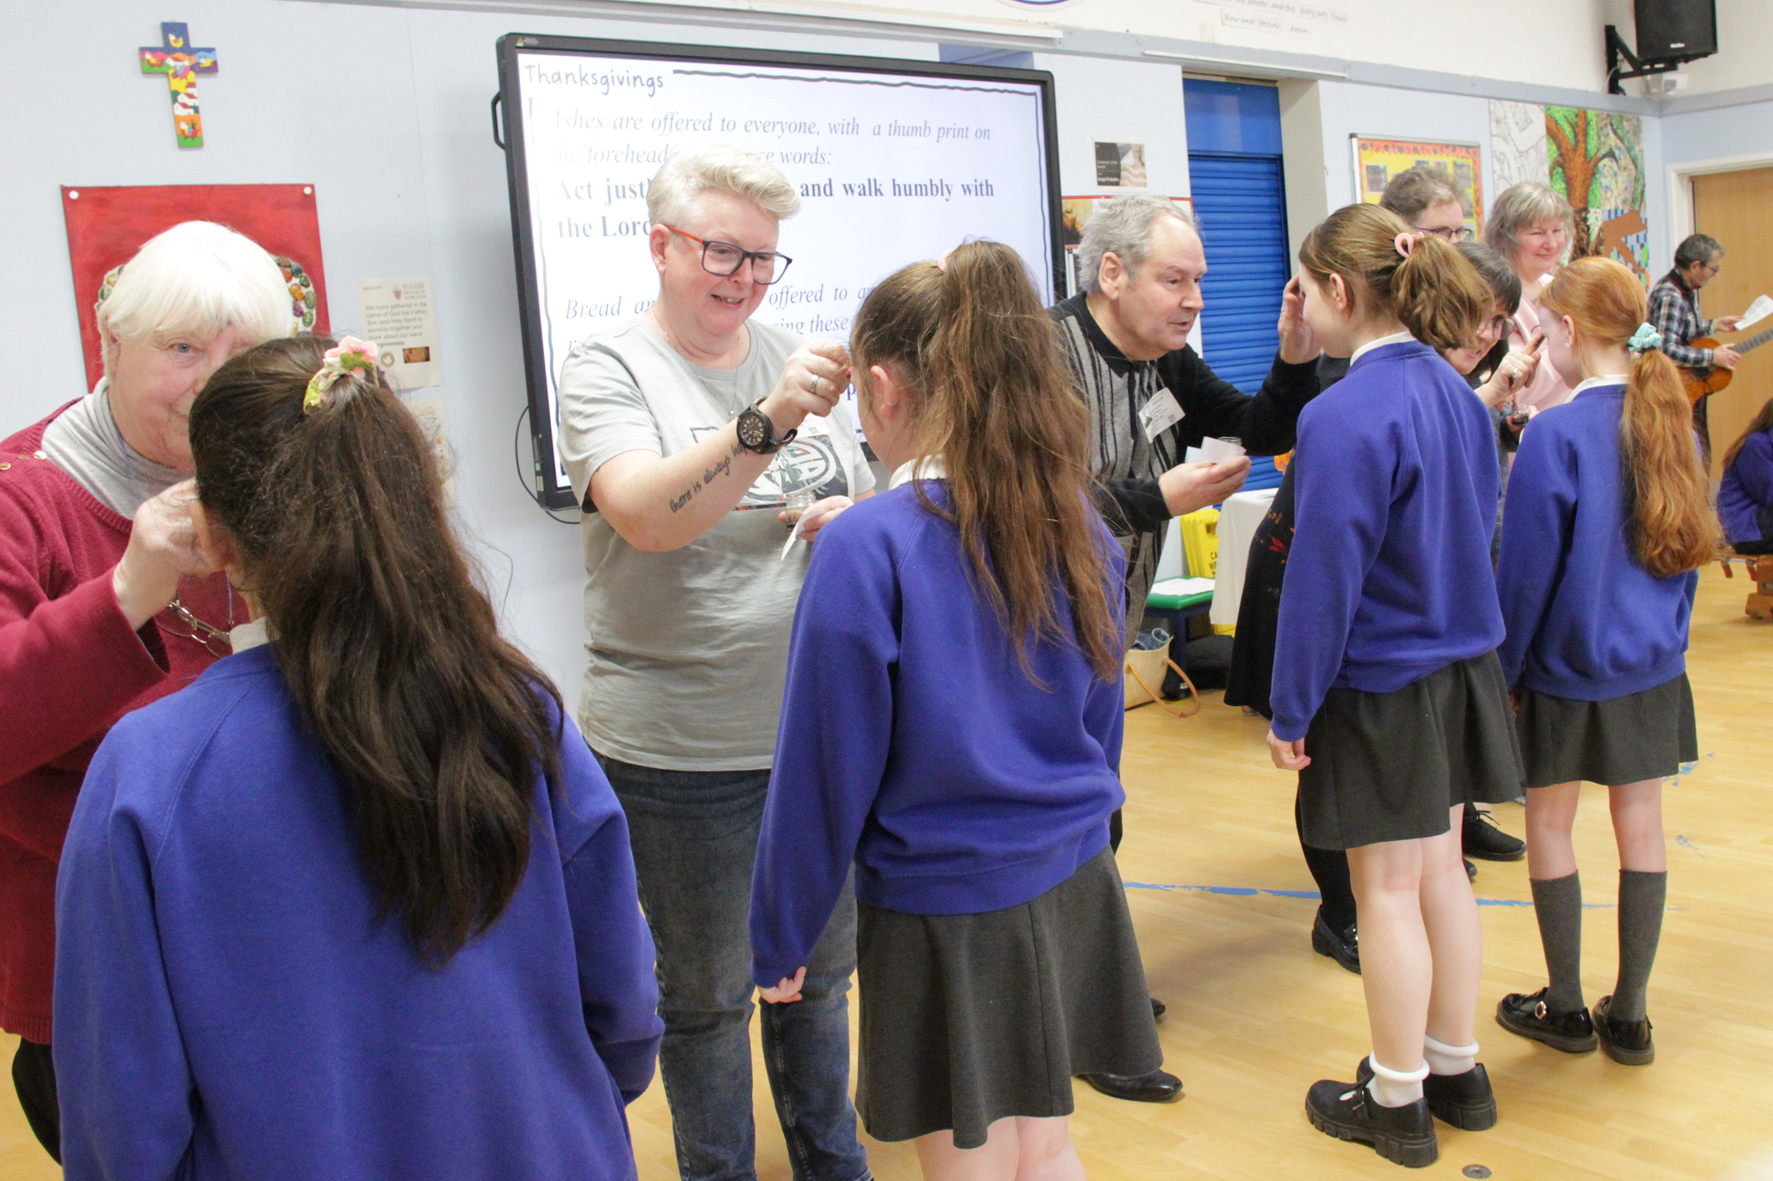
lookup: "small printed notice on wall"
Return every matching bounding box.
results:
[1094,141,1147,189]
[403,396,455,505]
[356,276,441,389]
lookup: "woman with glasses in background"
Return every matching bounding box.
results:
[0,221,293,1163]
[555,144,875,1181]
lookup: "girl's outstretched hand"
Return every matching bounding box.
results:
[1266,728,1311,771]
[759,966,807,1004]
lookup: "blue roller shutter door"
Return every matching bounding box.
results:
[1184,80,1292,490]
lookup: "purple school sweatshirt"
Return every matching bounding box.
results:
[55,645,661,1181]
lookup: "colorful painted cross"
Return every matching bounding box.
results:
[139,23,217,147]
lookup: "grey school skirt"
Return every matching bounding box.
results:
[1297,651,1526,850]
[854,843,1162,1149]
[1516,672,1698,789]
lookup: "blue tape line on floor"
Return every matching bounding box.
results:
[1122,882,1619,908]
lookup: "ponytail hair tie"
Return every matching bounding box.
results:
[1627,323,1663,354]
[1394,230,1424,259]
[303,336,380,413]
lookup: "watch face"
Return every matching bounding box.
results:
[738,407,769,450]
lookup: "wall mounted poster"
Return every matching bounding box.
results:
[1094,141,1148,188]
[61,184,328,390]
[1488,99,1551,192]
[1545,106,1649,285]
[1350,136,1483,236]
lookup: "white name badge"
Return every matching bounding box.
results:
[1137,388,1185,442]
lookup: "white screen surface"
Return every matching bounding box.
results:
[504,44,1057,499]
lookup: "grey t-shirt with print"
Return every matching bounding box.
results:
[557,316,874,771]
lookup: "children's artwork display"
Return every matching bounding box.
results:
[61,184,328,390]
[1545,106,1649,285]
[1349,137,1483,235]
[1488,99,1551,193]
[138,22,217,147]
[1487,100,1649,286]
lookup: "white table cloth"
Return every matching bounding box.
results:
[1210,487,1278,627]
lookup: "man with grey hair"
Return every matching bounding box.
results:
[1055,193,1319,651]
[1651,232,1744,466]
[558,144,874,1181]
[1050,192,1319,1105]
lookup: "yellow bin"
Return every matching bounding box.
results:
[1178,507,1220,580]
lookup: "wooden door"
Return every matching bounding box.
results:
[1692,166,1773,479]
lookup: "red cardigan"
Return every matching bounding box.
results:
[0,409,237,1043]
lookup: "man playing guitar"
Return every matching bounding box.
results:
[1649,233,1743,467]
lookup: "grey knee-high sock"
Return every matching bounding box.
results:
[1530,872,1584,1012]
[1611,870,1668,1023]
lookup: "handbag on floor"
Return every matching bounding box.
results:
[1124,630,1199,718]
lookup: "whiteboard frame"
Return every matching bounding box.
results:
[495,32,1065,509]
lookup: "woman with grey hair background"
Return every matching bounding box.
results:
[556,144,874,1181]
[0,220,291,1162]
[1486,182,1577,413]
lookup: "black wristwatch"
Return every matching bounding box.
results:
[735,399,796,455]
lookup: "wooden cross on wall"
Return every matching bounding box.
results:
[139,23,217,147]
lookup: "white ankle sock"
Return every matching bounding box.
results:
[1423,1034,1478,1076]
[1365,1055,1429,1107]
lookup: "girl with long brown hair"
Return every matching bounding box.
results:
[748,241,1161,1181]
[53,337,662,1181]
[1719,396,1773,554]
[1494,257,1715,1069]
[1268,203,1522,1168]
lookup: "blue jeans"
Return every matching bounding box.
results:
[596,753,869,1181]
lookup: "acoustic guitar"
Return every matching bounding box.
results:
[1682,323,1773,404]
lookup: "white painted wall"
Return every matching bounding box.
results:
[602,0,1619,91]
[1032,53,1190,197]
[1663,98,1773,168]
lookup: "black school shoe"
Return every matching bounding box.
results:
[1592,995,1655,1065]
[1495,987,1598,1053]
[1306,1076,1437,1168]
[1464,809,1527,861]
[1311,908,1360,974]
[1356,1057,1497,1131]
[1079,1068,1183,1103]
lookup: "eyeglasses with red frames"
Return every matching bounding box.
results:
[661,225,794,285]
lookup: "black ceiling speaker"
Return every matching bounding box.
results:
[1634,0,1717,63]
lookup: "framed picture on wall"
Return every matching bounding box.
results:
[1060,194,1193,296]
[1349,136,1484,237]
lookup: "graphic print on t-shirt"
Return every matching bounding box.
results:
[690,426,851,510]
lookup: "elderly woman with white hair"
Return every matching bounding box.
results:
[0,220,291,1162]
[556,145,874,1181]
[1486,182,1576,413]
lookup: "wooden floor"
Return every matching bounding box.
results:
[3,562,1769,1179]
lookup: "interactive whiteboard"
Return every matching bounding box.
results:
[496,35,1062,508]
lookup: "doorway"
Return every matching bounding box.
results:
[1691,166,1773,479]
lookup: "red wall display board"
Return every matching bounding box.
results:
[61,184,328,390]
